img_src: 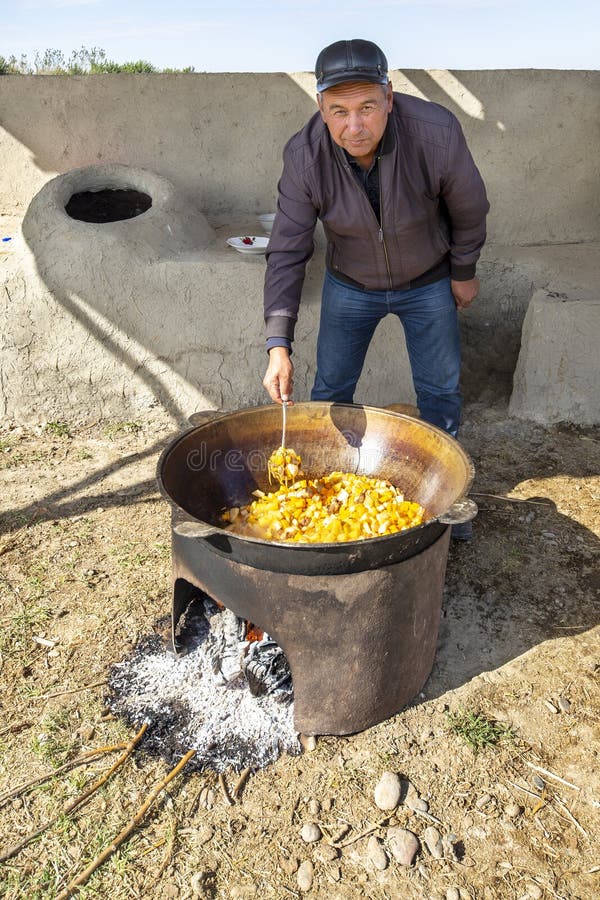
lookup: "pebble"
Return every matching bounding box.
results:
[317,845,339,862]
[526,884,543,899]
[229,887,256,899]
[198,787,215,810]
[423,825,444,859]
[475,793,492,809]
[300,823,322,843]
[163,885,179,898]
[442,834,460,861]
[532,775,546,791]
[374,770,402,810]
[504,801,522,819]
[387,827,419,866]
[321,797,333,812]
[401,778,429,812]
[367,835,388,871]
[558,696,572,713]
[297,860,314,893]
[331,866,341,882]
[280,856,298,876]
[446,889,461,900]
[192,825,214,846]
[299,734,317,752]
[308,799,321,816]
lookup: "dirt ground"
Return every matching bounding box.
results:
[0,402,598,900]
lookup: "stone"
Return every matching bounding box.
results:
[367,835,388,871]
[532,775,546,791]
[297,860,314,893]
[504,801,522,819]
[387,827,419,866]
[401,778,422,808]
[509,289,600,426]
[229,887,256,899]
[442,834,461,861]
[558,696,572,713]
[317,844,339,863]
[446,889,461,900]
[406,796,429,813]
[374,770,401,810]
[299,734,317,752]
[192,825,214,846]
[475,793,492,809]
[423,826,444,859]
[300,823,322,843]
[526,884,543,899]
[307,798,321,816]
[280,856,298,876]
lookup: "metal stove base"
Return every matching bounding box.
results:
[171,527,451,736]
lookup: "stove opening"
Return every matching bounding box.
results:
[65,188,152,223]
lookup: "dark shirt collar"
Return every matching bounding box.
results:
[340,118,394,170]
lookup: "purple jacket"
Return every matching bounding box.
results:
[264,92,489,343]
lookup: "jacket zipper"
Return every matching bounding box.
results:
[377,154,393,290]
[343,153,393,290]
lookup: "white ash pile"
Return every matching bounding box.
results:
[107,596,298,772]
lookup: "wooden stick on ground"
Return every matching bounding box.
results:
[0,724,147,864]
[0,742,129,807]
[38,680,108,701]
[56,748,196,900]
[218,772,234,807]
[233,767,251,800]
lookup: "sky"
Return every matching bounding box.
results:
[1,0,599,72]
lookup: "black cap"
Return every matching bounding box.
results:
[315,39,389,93]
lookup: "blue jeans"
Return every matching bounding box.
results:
[310,271,462,436]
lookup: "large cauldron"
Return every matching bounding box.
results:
[157,402,474,577]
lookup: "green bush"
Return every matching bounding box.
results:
[0,47,193,75]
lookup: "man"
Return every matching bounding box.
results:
[263,39,489,532]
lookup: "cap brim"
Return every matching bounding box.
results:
[317,72,388,92]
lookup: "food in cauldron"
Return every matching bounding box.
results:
[222,447,427,543]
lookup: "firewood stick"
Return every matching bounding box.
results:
[0,724,148,863]
[233,767,251,799]
[38,679,108,701]
[336,816,391,848]
[56,748,195,900]
[0,742,129,807]
[218,772,234,806]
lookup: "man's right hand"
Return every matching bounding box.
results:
[263,347,294,403]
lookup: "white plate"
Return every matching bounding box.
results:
[226,235,269,254]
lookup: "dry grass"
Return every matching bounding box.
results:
[0,410,599,899]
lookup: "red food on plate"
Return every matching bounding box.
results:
[242,236,255,245]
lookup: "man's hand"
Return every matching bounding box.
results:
[451,277,480,310]
[263,347,294,404]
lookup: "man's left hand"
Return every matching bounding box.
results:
[451,277,480,310]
